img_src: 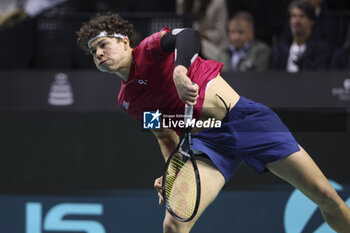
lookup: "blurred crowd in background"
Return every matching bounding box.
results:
[1,0,350,72]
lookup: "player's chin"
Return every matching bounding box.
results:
[98,66,112,73]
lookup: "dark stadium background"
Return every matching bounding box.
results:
[1,0,349,232]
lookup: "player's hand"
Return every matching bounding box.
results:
[173,65,199,106]
[154,176,164,205]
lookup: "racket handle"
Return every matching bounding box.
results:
[184,82,195,122]
[184,104,193,122]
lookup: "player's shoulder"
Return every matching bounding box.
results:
[138,27,171,47]
[134,27,172,60]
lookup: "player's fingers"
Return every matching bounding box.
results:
[187,92,198,99]
[185,94,198,106]
[188,83,199,92]
[186,97,197,105]
[154,176,162,189]
[185,82,198,96]
[188,84,198,93]
[180,95,197,104]
[188,92,199,99]
[154,177,164,205]
[185,99,197,106]
[158,191,164,205]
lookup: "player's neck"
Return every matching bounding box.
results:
[115,49,133,81]
[116,71,128,81]
[115,64,130,81]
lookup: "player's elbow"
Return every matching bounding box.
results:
[156,133,179,151]
[152,129,179,160]
[152,128,178,141]
[178,28,200,44]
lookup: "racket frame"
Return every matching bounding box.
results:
[162,104,201,222]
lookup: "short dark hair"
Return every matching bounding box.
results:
[76,12,136,53]
[288,0,316,21]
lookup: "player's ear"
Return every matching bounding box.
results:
[123,37,130,50]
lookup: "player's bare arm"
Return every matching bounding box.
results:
[161,29,201,106]
[173,65,199,106]
[151,128,179,161]
[151,128,179,206]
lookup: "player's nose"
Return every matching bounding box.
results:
[96,48,104,59]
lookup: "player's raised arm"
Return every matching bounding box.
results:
[160,28,200,105]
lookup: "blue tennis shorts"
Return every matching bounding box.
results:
[192,96,300,182]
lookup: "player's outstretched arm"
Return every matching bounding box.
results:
[151,128,179,206]
[160,28,200,69]
[173,65,199,105]
[161,28,200,105]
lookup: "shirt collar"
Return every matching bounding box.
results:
[229,42,251,53]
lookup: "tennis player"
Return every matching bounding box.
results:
[77,13,350,233]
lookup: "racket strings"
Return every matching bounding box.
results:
[164,153,197,219]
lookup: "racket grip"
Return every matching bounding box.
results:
[184,82,196,124]
[184,81,195,122]
[184,104,193,122]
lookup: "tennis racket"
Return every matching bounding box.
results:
[162,103,201,222]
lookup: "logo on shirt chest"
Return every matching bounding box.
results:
[138,80,148,85]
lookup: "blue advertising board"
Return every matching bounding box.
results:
[1,181,349,233]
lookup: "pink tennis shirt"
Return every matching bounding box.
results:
[118,28,223,135]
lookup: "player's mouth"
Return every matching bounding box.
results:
[99,60,108,66]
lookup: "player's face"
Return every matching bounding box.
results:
[89,37,128,73]
[228,19,253,50]
[290,7,314,37]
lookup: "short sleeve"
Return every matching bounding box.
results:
[136,27,171,61]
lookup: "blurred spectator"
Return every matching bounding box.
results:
[176,0,228,60]
[0,12,34,69]
[0,0,20,16]
[0,9,28,29]
[280,0,345,48]
[0,0,34,69]
[325,0,349,10]
[227,0,290,46]
[216,11,270,72]
[271,0,333,72]
[330,48,350,70]
[0,0,28,29]
[123,0,175,12]
[24,0,68,16]
[343,21,350,50]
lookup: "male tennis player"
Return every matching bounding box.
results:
[77,12,350,233]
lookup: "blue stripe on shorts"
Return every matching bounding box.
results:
[191,96,300,182]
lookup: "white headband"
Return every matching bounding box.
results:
[88,31,128,49]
